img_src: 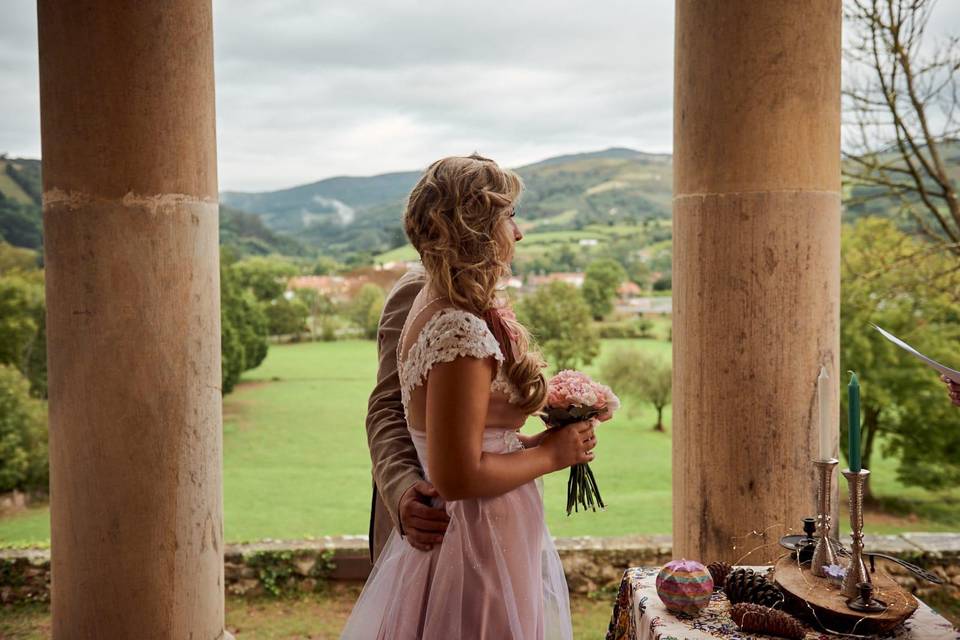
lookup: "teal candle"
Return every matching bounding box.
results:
[848,372,861,472]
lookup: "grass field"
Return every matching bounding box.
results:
[1,333,959,546]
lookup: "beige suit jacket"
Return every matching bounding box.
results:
[365,267,427,564]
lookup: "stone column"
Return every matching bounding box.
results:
[37,2,228,637]
[672,0,841,563]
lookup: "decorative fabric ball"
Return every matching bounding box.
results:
[656,559,714,616]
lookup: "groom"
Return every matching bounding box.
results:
[365,266,450,561]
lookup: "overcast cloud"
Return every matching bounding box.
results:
[2,2,958,191]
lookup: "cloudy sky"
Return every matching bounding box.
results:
[2,2,957,192]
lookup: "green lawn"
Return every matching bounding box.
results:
[2,336,959,546]
[222,337,675,542]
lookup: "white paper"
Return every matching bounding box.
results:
[872,324,960,384]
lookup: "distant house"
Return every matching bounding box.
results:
[526,272,586,291]
[617,281,643,299]
[379,260,421,272]
[287,275,351,301]
[288,267,408,302]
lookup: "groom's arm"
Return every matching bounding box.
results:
[365,270,426,531]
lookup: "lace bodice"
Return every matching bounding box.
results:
[398,307,524,416]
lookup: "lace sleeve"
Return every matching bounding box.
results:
[399,309,503,407]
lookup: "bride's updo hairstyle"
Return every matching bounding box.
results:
[404,154,547,414]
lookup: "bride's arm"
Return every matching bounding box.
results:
[425,356,593,501]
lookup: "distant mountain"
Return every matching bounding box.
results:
[8,141,956,260]
[219,206,313,258]
[525,147,670,167]
[221,148,674,258]
[0,157,313,258]
[0,158,43,250]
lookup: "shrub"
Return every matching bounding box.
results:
[0,365,47,492]
[347,284,385,340]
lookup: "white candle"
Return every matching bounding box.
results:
[817,366,832,460]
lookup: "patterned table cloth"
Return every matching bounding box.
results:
[606,566,959,640]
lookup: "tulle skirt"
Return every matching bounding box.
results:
[341,429,573,640]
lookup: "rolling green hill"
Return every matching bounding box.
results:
[221,148,674,260]
[0,158,43,250]
[219,206,313,258]
[7,142,958,263]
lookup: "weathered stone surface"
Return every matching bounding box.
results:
[673,0,843,564]
[2,534,958,604]
[294,557,317,576]
[38,1,223,637]
[903,533,960,556]
[862,534,927,553]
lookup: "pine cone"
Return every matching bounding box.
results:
[723,567,784,608]
[707,561,732,589]
[731,603,805,640]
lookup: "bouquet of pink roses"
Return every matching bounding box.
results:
[543,369,620,515]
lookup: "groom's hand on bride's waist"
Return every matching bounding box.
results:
[399,480,450,552]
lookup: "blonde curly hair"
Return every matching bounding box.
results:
[404,154,547,414]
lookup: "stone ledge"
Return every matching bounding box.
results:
[3,533,959,604]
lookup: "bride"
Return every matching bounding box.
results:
[341,155,595,639]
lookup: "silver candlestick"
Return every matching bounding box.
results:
[841,468,871,599]
[811,458,838,577]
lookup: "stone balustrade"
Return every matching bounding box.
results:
[3,534,959,605]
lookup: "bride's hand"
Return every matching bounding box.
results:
[540,420,596,471]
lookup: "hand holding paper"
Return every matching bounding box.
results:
[944,375,960,406]
[872,324,960,384]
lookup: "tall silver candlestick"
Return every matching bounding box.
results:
[841,468,871,599]
[811,458,838,577]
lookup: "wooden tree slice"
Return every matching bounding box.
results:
[773,556,918,635]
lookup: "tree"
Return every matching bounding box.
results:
[233,256,298,302]
[220,253,270,394]
[347,284,386,339]
[0,242,39,273]
[0,365,48,493]
[604,238,653,288]
[652,276,671,292]
[0,270,46,396]
[601,348,672,431]
[840,218,960,498]
[266,297,309,337]
[311,256,342,276]
[0,196,43,250]
[295,288,336,340]
[521,243,587,276]
[843,0,960,253]
[517,281,600,371]
[582,259,626,320]
[220,314,245,395]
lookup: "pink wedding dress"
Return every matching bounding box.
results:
[341,301,573,639]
